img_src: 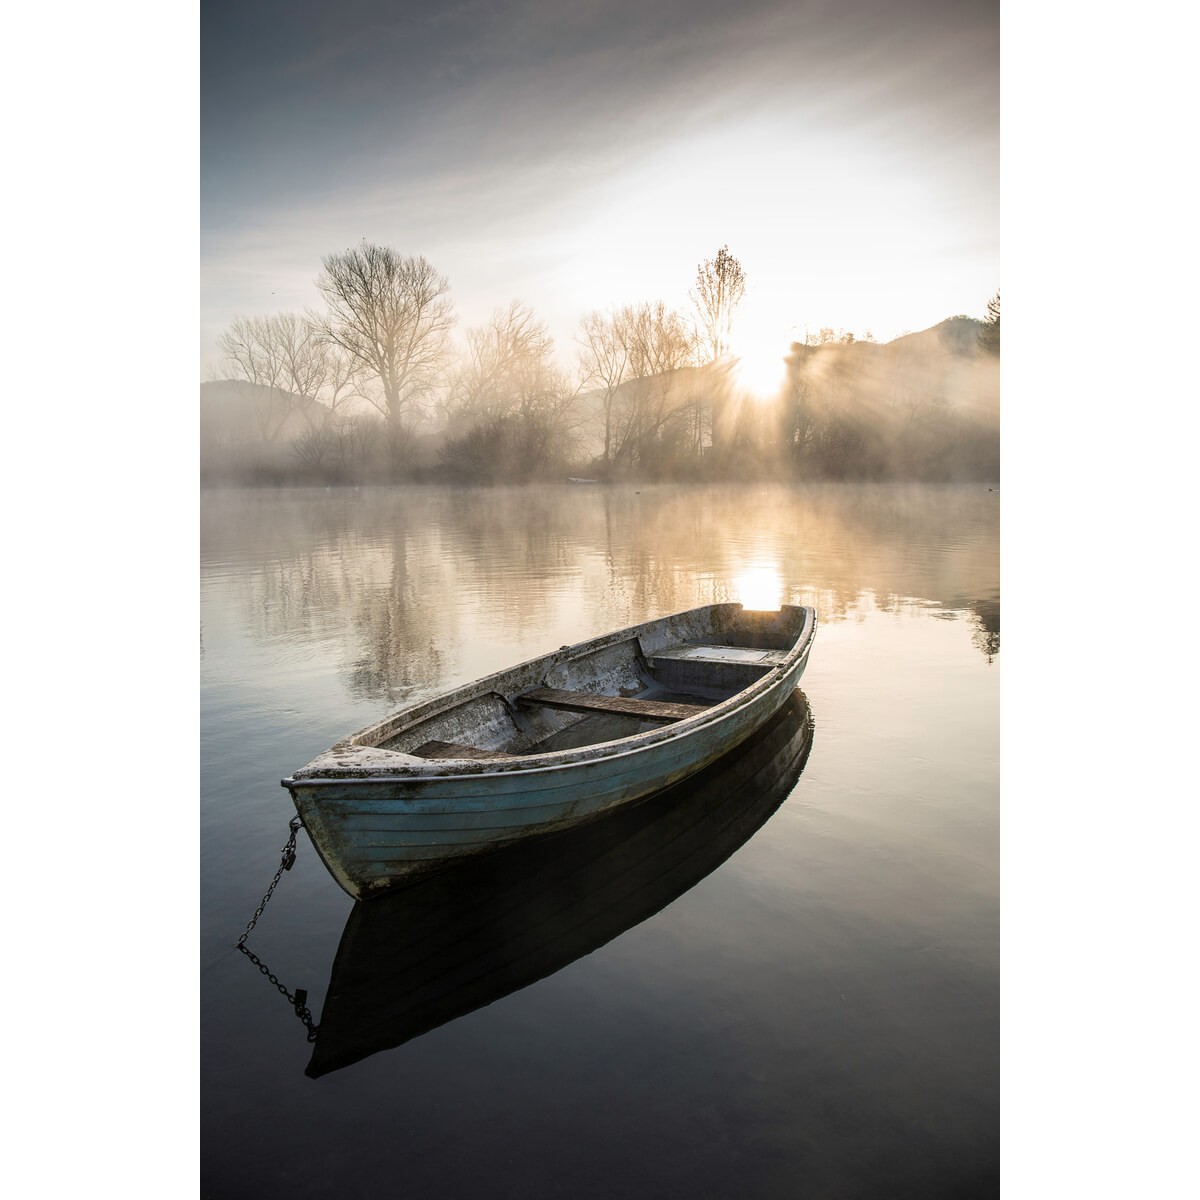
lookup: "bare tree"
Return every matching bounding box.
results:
[442,302,582,479]
[270,313,326,418]
[315,243,455,426]
[334,412,382,474]
[218,311,360,441]
[292,422,338,469]
[318,336,361,421]
[780,370,819,464]
[578,307,633,467]
[271,311,361,429]
[451,301,556,424]
[610,302,696,470]
[691,245,747,363]
[217,315,294,441]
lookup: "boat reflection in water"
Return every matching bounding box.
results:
[306,691,815,1078]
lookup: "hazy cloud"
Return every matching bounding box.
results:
[202,0,998,366]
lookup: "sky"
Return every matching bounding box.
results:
[201,0,999,379]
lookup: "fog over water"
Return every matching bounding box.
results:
[202,481,998,1197]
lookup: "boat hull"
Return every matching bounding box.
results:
[305,692,815,1076]
[284,604,816,900]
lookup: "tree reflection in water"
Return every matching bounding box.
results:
[200,482,999,712]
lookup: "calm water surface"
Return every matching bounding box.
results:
[201,483,999,1199]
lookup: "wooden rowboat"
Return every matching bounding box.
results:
[282,602,816,900]
[305,692,814,1076]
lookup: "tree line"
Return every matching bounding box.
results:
[205,242,999,485]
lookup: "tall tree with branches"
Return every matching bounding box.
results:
[315,243,455,426]
[691,245,747,363]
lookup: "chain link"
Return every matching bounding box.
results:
[234,815,318,1041]
[236,816,303,947]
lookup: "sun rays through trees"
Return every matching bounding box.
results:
[204,246,999,485]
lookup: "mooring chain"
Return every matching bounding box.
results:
[235,815,318,1041]
[236,815,303,947]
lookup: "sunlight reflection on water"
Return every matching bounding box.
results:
[730,562,784,610]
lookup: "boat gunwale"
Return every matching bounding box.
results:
[284,604,817,787]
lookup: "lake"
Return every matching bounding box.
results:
[201,482,999,1198]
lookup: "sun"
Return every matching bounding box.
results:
[732,350,787,401]
[729,321,790,402]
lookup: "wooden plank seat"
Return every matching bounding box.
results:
[411,740,516,761]
[517,687,711,723]
[645,643,788,667]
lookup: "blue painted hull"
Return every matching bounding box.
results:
[284,604,816,899]
[305,692,815,1075]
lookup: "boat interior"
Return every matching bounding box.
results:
[354,604,810,763]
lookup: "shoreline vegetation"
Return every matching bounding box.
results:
[202,243,999,488]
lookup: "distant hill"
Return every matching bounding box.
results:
[201,380,328,445]
[883,316,986,356]
[784,316,998,424]
[786,316,987,359]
